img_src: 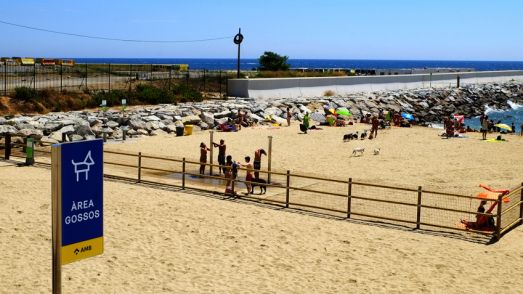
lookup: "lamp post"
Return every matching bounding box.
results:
[234,28,244,79]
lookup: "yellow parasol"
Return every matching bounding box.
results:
[494,123,512,132]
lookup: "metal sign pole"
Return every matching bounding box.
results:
[233,28,244,79]
[51,146,62,294]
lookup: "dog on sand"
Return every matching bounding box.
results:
[251,178,267,194]
[351,147,365,157]
[343,133,353,142]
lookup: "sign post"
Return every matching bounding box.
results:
[52,139,104,294]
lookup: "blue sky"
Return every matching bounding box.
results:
[0,0,522,60]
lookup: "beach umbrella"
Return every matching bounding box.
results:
[335,107,352,117]
[401,113,414,121]
[453,114,465,124]
[310,112,326,123]
[494,123,512,132]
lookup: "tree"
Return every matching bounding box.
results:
[258,51,290,71]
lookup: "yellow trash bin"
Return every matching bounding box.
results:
[184,124,193,136]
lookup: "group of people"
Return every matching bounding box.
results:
[479,114,521,140]
[443,116,466,138]
[199,140,267,195]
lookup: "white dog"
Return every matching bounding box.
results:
[352,147,365,157]
[373,148,381,155]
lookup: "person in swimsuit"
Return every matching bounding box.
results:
[199,142,210,175]
[460,200,494,230]
[237,109,244,130]
[223,155,237,195]
[212,139,226,174]
[241,156,254,194]
[481,115,489,140]
[286,107,292,127]
[253,148,267,179]
[370,116,379,138]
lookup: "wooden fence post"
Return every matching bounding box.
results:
[285,170,290,208]
[416,186,422,229]
[496,194,503,240]
[4,134,11,160]
[182,158,186,190]
[347,178,353,218]
[137,152,142,183]
[267,136,273,184]
[520,182,523,226]
[209,131,214,176]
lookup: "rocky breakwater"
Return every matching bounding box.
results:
[1,82,522,143]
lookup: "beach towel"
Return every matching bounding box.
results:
[485,138,506,143]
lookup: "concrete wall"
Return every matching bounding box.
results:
[227,70,523,99]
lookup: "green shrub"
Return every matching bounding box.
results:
[172,84,203,102]
[14,87,38,101]
[324,90,335,97]
[258,51,290,71]
[90,90,129,108]
[135,84,174,104]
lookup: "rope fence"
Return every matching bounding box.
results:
[1,135,522,242]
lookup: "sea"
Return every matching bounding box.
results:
[74,58,523,132]
[465,102,523,134]
[74,58,523,72]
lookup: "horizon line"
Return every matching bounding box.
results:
[13,57,523,62]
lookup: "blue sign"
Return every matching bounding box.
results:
[56,139,104,264]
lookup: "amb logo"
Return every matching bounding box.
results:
[74,245,92,255]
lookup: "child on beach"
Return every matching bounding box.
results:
[224,155,234,195]
[241,156,254,194]
[199,143,210,175]
[212,139,226,174]
[286,107,292,126]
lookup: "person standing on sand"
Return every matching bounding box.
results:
[286,107,292,126]
[370,116,379,138]
[223,155,232,193]
[253,148,267,179]
[212,139,226,174]
[237,109,244,130]
[481,115,489,140]
[302,112,310,133]
[199,143,210,175]
[520,122,523,136]
[241,156,254,194]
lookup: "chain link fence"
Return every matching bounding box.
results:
[0,63,233,97]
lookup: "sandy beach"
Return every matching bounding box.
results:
[2,124,523,293]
